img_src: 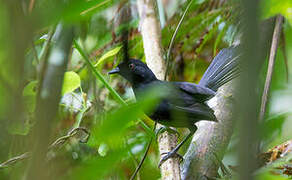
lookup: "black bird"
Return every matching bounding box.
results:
[109,47,240,166]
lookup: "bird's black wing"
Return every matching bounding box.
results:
[173,82,216,102]
[151,101,217,128]
[171,103,217,121]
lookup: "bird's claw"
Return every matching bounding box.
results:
[158,151,183,167]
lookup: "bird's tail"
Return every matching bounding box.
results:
[199,47,240,91]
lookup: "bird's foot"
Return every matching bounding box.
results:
[158,151,183,167]
[155,126,180,140]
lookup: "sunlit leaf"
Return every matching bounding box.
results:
[94,46,122,67]
[23,81,38,96]
[62,71,81,95]
[260,0,292,25]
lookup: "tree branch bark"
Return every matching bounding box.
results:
[180,16,277,180]
[136,0,181,179]
[181,82,236,180]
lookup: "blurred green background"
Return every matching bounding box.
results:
[0,0,291,179]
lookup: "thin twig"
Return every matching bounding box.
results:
[0,127,89,169]
[130,122,157,180]
[38,27,55,63]
[37,27,55,81]
[125,139,141,180]
[259,15,284,122]
[80,0,111,16]
[164,0,194,80]
[0,152,31,169]
[48,127,90,150]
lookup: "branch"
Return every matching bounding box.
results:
[0,152,31,169]
[0,127,89,169]
[259,15,284,122]
[181,16,278,180]
[181,82,235,179]
[26,24,74,180]
[136,0,181,179]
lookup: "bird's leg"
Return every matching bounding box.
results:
[155,126,180,140]
[158,128,196,167]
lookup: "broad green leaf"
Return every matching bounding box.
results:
[261,0,292,25]
[89,85,168,147]
[69,148,127,180]
[94,46,122,67]
[62,71,81,95]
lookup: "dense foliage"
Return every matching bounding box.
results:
[0,0,291,179]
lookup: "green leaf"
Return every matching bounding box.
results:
[23,81,38,96]
[74,40,126,105]
[94,46,122,67]
[261,0,292,25]
[260,112,286,140]
[23,81,38,113]
[69,148,128,180]
[62,71,81,95]
[89,85,167,147]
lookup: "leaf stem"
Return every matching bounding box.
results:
[74,40,154,137]
[73,40,127,106]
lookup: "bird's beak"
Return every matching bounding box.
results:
[108,67,120,75]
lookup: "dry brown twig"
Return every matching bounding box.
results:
[0,127,89,169]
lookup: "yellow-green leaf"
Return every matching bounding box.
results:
[62,71,81,95]
[94,46,122,67]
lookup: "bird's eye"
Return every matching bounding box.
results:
[129,63,135,70]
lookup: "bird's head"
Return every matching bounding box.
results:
[108,59,157,85]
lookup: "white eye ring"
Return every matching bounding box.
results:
[129,63,135,70]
